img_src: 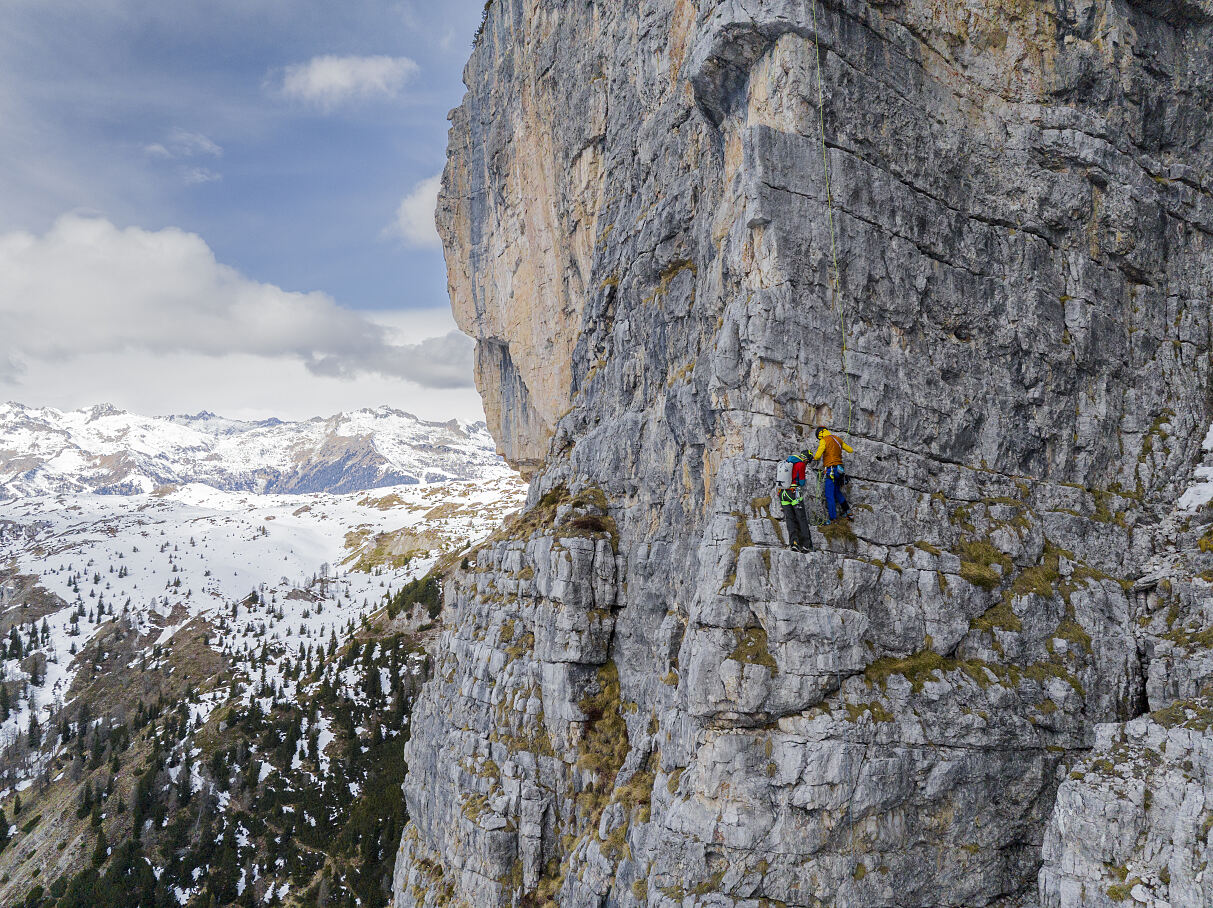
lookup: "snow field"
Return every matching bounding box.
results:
[0,473,526,781]
[1178,424,1213,512]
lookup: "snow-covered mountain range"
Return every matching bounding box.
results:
[0,475,525,748]
[0,402,508,498]
[0,403,527,903]
[0,402,526,803]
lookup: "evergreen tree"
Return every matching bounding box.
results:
[208,828,240,904]
[92,826,108,866]
[364,663,383,704]
[177,756,192,807]
[77,780,94,819]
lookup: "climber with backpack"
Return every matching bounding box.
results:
[776,455,813,552]
[812,426,853,523]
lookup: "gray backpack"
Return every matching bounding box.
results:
[775,459,794,488]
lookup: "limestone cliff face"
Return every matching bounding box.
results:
[399,0,1213,905]
[438,6,609,474]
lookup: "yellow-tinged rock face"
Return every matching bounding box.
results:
[438,23,608,474]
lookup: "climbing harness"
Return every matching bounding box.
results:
[809,0,854,437]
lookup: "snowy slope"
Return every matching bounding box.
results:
[1179,423,1213,511]
[0,403,525,901]
[0,474,527,762]
[0,402,509,498]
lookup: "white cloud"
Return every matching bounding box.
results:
[145,128,222,159]
[180,166,221,185]
[144,130,223,185]
[0,213,474,392]
[171,128,222,157]
[387,174,441,248]
[0,350,485,424]
[277,55,419,110]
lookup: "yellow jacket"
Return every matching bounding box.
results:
[812,430,853,468]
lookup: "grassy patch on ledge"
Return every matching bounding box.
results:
[1199,529,1213,554]
[957,538,1012,590]
[728,626,778,675]
[844,701,895,723]
[863,635,1083,697]
[819,519,857,545]
[1010,543,1063,597]
[576,662,629,791]
[484,484,619,553]
[1149,693,1213,732]
[970,597,1022,634]
[865,645,951,692]
[722,513,754,589]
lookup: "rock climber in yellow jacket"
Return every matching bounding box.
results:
[813,427,853,522]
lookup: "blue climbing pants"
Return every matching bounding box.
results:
[823,466,848,521]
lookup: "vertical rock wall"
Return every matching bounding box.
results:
[398,0,1213,905]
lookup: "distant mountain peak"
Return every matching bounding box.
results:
[0,403,511,498]
[85,402,124,421]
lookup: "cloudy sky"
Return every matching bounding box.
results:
[0,0,487,421]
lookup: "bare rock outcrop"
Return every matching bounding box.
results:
[1040,439,1213,907]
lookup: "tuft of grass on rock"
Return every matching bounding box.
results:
[728,626,778,675]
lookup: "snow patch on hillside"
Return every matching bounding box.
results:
[0,474,526,768]
[1178,423,1213,511]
